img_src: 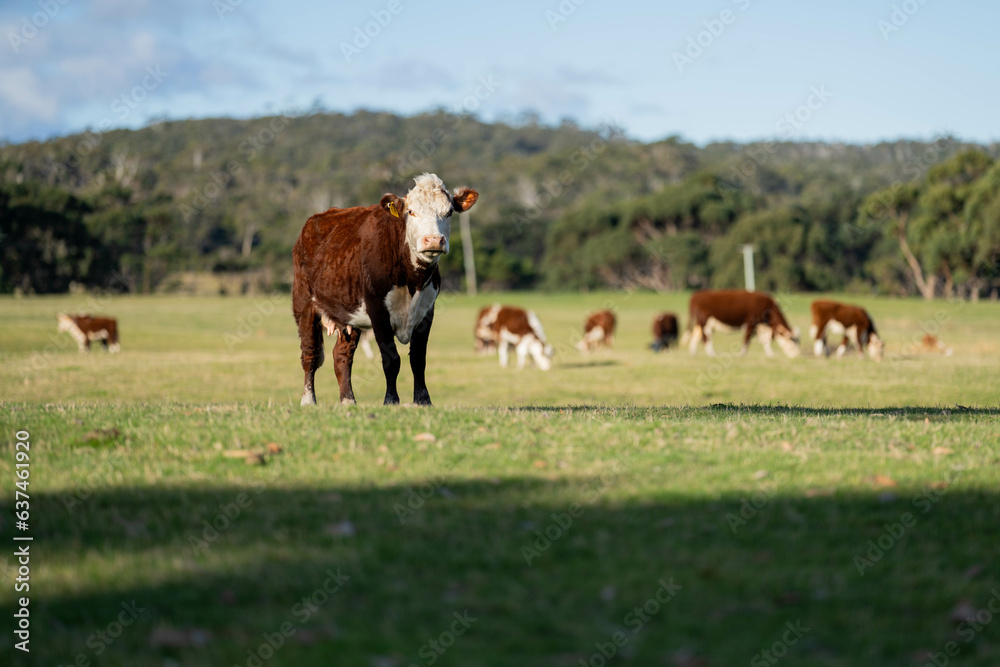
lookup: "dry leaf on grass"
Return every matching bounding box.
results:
[413,432,436,442]
[267,442,282,454]
[483,442,501,450]
[932,446,953,456]
[869,474,897,487]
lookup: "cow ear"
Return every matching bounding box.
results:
[452,187,478,212]
[380,194,404,218]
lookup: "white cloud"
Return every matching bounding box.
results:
[0,67,58,125]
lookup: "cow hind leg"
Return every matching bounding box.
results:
[741,325,755,356]
[333,326,361,405]
[810,323,826,357]
[295,305,324,406]
[688,326,702,356]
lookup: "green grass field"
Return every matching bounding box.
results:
[1,292,999,666]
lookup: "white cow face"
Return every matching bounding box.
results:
[383,173,478,266]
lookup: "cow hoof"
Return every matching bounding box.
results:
[383,395,400,406]
[340,397,356,406]
[301,392,316,406]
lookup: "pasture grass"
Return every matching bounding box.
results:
[1,291,999,666]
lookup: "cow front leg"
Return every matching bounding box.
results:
[516,338,532,369]
[333,326,361,405]
[409,307,434,406]
[369,308,401,405]
[759,325,775,357]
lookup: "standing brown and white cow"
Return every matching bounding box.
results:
[650,312,679,352]
[476,304,553,370]
[292,173,478,406]
[57,314,121,353]
[576,310,616,352]
[686,289,800,358]
[810,300,883,360]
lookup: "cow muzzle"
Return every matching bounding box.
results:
[419,234,447,256]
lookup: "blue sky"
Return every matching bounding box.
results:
[0,0,997,145]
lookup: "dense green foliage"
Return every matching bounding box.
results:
[1,111,998,296]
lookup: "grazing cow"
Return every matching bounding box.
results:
[473,305,499,354]
[650,312,679,352]
[686,289,800,358]
[292,173,478,406]
[480,305,553,370]
[920,334,953,356]
[576,310,616,352]
[810,300,884,361]
[57,314,120,353]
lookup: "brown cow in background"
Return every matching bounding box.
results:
[920,334,953,356]
[810,299,883,361]
[292,173,478,406]
[57,314,121,353]
[477,305,553,370]
[576,310,616,352]
[650,312,679,352]
[686,290,800,358]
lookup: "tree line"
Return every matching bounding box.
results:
[1,111,997,298]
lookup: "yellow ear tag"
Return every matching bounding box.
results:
[388,201,399,217]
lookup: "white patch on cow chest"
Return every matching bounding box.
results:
[348,301,371,329]
[385,284,438,344]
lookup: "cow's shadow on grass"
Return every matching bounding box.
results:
[514,403,999,418]
[555,359,623,369]
[8,480,1000,666]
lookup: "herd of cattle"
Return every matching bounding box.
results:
[50,174,951,406]
[472,289,888,371]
